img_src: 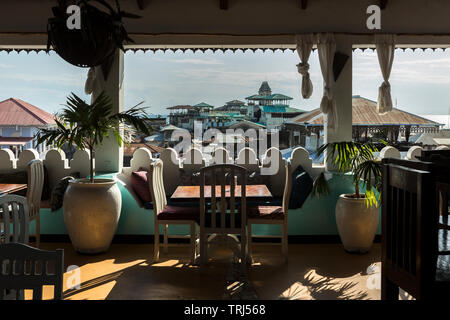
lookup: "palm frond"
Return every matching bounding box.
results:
[311,172,331,199]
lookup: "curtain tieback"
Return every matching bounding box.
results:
[296,62,310,76]
[381,81,390,89]
[323,86,333,100]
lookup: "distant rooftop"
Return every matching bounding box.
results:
[246,93,293,101]
[167,105,194,110]
[194,102,214,108]
[292,96,442,127]
[261,106,306,113]
[226,99,245,105]
[0,98,55,126]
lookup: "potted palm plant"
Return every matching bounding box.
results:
[312,141,383,253]
[37,92,151,253]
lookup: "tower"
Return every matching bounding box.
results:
[258,81,272,96]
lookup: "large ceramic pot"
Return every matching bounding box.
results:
[335,194,379,253]
[63,179,121,254]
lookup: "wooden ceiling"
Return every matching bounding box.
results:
[135,0,389,11]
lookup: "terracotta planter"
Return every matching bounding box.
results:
[63,179,121,254]
[335,194,379,253]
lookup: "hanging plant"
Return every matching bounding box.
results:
[47,0,140,75]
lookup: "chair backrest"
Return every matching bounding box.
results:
[149,159,167,215]
[382,158,437,299]
[0,195,29,245]
[200,164,247,232]
[282,162,293,214]
[0,242,63,300]
[26,159,44,219]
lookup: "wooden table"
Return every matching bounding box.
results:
[171,184,272,200]
[0,183,27,195]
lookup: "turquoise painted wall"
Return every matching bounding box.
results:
[31,172,382,237]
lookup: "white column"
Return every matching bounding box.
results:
[94,50,125,173]
[324,35,353,144]
[324,36,353,170]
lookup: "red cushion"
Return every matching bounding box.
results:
[248,206,285,220]
[158,205,200,221]
[131,168,151,203]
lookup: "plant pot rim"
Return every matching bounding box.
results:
[69,178,116,186]
[339,194,367,201]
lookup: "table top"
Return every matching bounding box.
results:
[0,183,27,195]
[171,184,272,200]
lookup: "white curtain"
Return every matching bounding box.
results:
[375,34,396,114]
[295,34,314,99]
[84,67,106,103]
[317,33,337,132]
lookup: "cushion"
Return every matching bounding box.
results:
[158,205,200,221]
[289,165,313,210]
[131,167,152,203]
[248,205,285,220]
[50,176,76,211]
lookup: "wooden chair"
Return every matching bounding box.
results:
[247,163,292,263]
[199,164,248,272]
[149,159,199,263]
[0,195,29,245]
[0,242,63,300]
[381,157,450,300]
[26,159,44,247]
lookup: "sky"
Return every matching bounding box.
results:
[1,49,450,121]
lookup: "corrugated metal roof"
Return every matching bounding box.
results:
[292,96,442,126]
[194,102,214,108]
[124,143,165,157]
[167,105,194,110]
[0,98,55,126]
[246,93,293,100]
[262,106,286,113]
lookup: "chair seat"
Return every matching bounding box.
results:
[157,205,200,221]
[248,205,285,220]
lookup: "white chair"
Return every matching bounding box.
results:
[149,159,199,263]
[199,164,248,272]
[26,159,44,247]
[247,163,292,263]
[0,195,29,245]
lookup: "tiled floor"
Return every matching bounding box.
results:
[34,241,385,300]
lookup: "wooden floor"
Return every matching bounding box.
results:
[28,242,393,300]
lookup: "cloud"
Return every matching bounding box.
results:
[151,57,224,65]
[0,71,85,87]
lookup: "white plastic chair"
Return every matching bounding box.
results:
[0,195,29,245]
[26,159,44,247]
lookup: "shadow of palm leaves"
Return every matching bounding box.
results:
[280,270,369,300]
[63,270,124,299]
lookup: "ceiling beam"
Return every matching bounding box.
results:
[380,0,388,10]
[136,0,149,10]
[220,0,229,10]
[299,0,308,10]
